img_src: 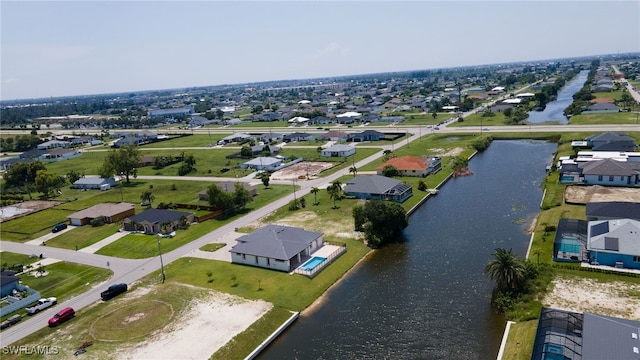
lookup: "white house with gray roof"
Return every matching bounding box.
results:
[230,225,324,272]
[343,174,413,203]
[587,218,640,269]
[321,144,356,157]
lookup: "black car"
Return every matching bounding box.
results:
[0,315,22,329]
[51,223,67,233]
[100,283,128,301]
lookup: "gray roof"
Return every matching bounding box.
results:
[230,225,323,260]
[586,202,640,221]
[582,312,640,360]
[344,174,402,195]
[323,144,355,152]
[74,177,112,185]
[126,208,192,224]
[579,158,640,176]
[587,132,634,143]
[244,157,281,166]
[587,219,640,255]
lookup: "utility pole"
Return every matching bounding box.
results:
[157,235,166,283]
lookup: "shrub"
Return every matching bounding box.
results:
[418,180,428,191]
[90,216,106,227]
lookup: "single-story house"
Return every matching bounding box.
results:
[586,132,637,152]
[240,157,282,171]
[67,203,135,226]
[321,144,356,157]
[218,133,252,145]
[531,307,640,360]
[322,131,350,142]
[122,208,194,234]
[251,144,280,155]
[1,271,20,298]
[586,201,640,221]
[147,106,194,119]
[349,130,384,142]
[113,136,145,148]
[283,132,314,143]
[73,177,117,190]
[587,218,640,269]
[585,103,620,113]
[229,224,324,272]
[376,155,441,177]
[343,174,413,203]
[579,158,640,186]
[37,140,71,150]
[199,182,257,201]
[39,148,81,162]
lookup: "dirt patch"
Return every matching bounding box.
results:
[246,210,362,239]
[430,147,464,157]
[564,185,640,204]
[0,200,62,222]
[543,275,640,319]
[271,161,335,180]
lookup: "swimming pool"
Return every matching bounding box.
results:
[558,238,581,253]
[300,256,327,272]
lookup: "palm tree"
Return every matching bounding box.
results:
[349,166,358,178]
[140,190,155,207]
[310,187,320,205]
[484,248,525,291]
[327,180,343,209]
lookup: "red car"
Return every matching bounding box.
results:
[48,307,75,327]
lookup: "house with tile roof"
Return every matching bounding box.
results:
[229,225,324,272]
[122,208,194,234]
[376,155,441,177]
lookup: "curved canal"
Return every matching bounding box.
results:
[259,140,558,359]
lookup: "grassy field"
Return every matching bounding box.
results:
[43,223,120,250]
[448,112,509,127]
[139,134,228,148]
[568,111,639,125]
[0,180,291,242]
[0,252,42,269]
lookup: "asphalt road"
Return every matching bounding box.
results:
[1,115,639,346]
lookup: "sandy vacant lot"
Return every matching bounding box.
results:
[119,291,273,360]
[543,275,640,320]
[271,161,335,180]
[564,185,640,204]
[0,200,61,222]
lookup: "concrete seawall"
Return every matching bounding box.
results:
[245,311,299,360]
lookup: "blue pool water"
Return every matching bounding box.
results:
[558,238,581,253]
[301,256,326,271]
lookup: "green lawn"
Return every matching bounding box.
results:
[448,112,510,127]
[0,252,42,269]
[44,223,120,250]
[140,134,228,148]
[20,262,112,305]
[568,111,639,125]
[590,91,625,101]
[501,320,538,360]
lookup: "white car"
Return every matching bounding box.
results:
[25,297,57,314]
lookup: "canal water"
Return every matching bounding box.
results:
[527,69,589,124]
[259,140,558,360]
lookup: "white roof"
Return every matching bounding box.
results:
[298,100,311,104]
[441,105,458,110]
[502,98,522,104]
[492,86,506,91]
[516,92,535,97]
[288,116,309,123]
[336,111,362,118]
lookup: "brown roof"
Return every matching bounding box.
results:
[68,203,135,220]
[589,98,616,104]
[377,155,427,171]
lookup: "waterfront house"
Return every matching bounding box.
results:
[586,201,640,221]
[579,159,640,186]
[584,103,620,113]
[343,174,413,203]
[552,218,588,262]
[587,218,640,269]
[229,225,324,272]
[586,132,637,152]
[67,203,135,226]
[531,307,640,360]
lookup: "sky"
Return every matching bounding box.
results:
[1,1,639,100]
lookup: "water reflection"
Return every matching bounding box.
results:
[527,70,589,124]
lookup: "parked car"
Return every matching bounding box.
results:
[25,297,57,314]
[48,307,75,327]
[52,223,67,233]
[1,314,22,329]
[100,283,128,301]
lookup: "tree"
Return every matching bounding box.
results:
[3,162,46,192]
[352,204,365,231]
[484,248,526,291]
[240,145,253,158]
[232,182,252,211]
[358,200,408,248]
[206,184,234,210]
[381,165,399,177]
[66,170,83,185]
[259,172,271,188]
[98,145,141,183]
[34,169,65,199]
[327,180,343,209]
[310,187,320,205]
[349,166,358,177]
[140,190,155,206]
